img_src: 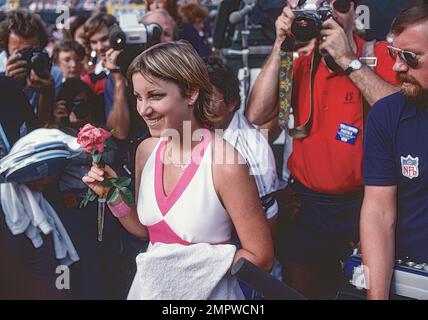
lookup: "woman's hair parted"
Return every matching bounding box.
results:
[127,40,215,128]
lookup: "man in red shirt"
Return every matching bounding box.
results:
[246,0,398,298]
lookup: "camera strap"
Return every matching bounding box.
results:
[279,44,321,139]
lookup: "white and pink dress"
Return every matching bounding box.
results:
[127,132,244,299]
[139,132,233,245]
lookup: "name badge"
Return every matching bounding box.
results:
[336,123,359,145]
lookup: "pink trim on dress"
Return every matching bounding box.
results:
[154,130,212,216]
[148,220,231,245]
[148,220,192,246]
[147,130,231,246]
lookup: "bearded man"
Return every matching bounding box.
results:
[361,4,428,300]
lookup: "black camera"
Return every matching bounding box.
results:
[291,0,333,43]
[109,14,162,76]
[19,48,51,79]
[68,99,91,120]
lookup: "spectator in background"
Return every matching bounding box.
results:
[81,13,117,96]
[80,12,131,142]
[0,10,63,126]
[43,77,121,299]
[51,78,104,129]
[141,9,177,43]
[52,40,85,81]
[104,8,180,164]
[245,0,398,299]
[145,0,179,23]
[178,3,211,57]
[66,15,95,74]
[205,57,280,231]
[0,75,67,300]
[205,56,282,299]
[361,4,428,300]
[69,15,88,49]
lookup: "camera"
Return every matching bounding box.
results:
[68,99,91,120]
[109,14,162,75]
[19,48,51,79]
[291,0,333,43]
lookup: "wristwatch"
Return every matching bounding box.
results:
[344,59,363,76]
[109,66,121,73]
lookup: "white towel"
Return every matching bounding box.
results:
[127,242,244,300]
[0,128,81,176]
[0,182,79,266]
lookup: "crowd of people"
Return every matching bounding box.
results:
[0,0,427,300]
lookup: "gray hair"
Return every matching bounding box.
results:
[141,9,177,31]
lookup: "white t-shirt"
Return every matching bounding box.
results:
[223,112,280,219]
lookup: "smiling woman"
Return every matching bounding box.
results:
[83,40,274,300]
[127,40,215,135]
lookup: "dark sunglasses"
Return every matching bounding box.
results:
[387,45,419,68]
[332,0,353,14]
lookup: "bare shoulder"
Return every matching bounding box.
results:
[211,132,249,186]
[135,137,160,172]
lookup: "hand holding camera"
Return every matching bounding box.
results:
[104,48,122,75]
[107,14,162,77]
[5,52,28,81]
[27,69,54,95]
[319,18,356,70]
[274,5,296,48]
[6,48,53,92]
[275,0,357,70]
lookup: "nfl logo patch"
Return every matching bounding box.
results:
[401,155,419,179]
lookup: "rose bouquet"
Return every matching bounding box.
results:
[77,124,134,241]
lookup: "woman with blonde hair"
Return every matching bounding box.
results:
[82,41,273,299]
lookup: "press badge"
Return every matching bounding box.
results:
[336,123,359,145]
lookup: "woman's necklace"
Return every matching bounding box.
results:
[165,144,192,171]
[164,134,206,170]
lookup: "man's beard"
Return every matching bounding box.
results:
[397,73,428,107]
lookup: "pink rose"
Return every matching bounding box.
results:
[77,124,111,153]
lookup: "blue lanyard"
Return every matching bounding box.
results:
[0,122,11,152]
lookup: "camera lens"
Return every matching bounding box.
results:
[292,16,319,43]
[70,100,91,119]
[26,49,51,79]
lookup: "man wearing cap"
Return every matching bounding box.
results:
[246,0,398,298]
[361,4,428,299]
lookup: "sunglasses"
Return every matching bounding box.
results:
[331,0,353,14]
[387,45,420,68]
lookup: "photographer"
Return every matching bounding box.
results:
[141,9,177,44]
[245,0,398,298]
[0,10,63,126]
[104,12,175,172]
[80,13,130,141]
[51,78,104,129]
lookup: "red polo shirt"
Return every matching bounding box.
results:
[288,35,397,194]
